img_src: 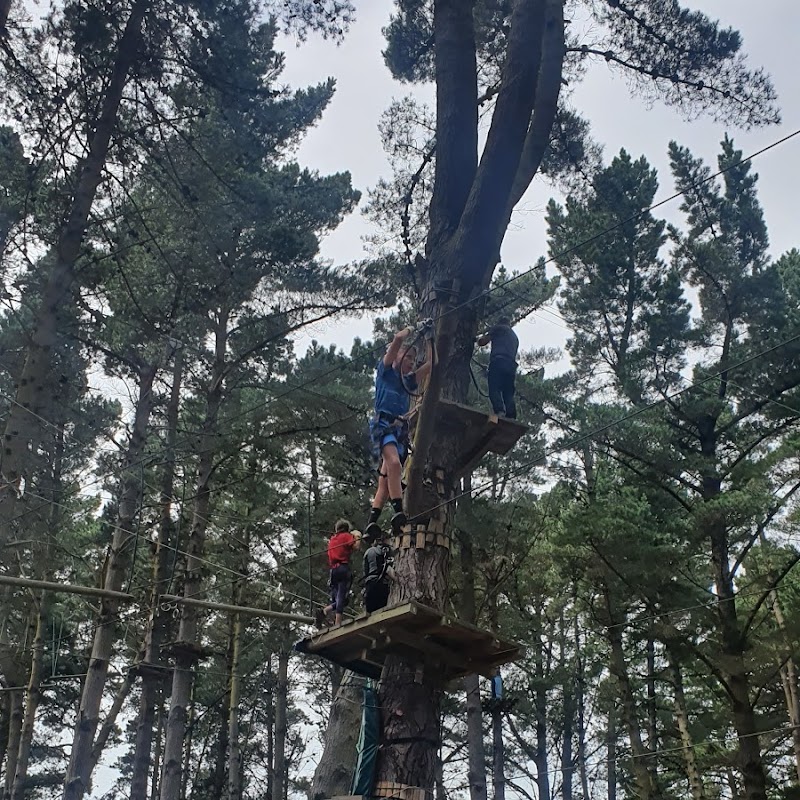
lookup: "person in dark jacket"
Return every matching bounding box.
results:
[477,316,519,419]
[361,529,394,613]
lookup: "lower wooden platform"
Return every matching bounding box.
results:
[409,399,528,477]
[294,601,523,681]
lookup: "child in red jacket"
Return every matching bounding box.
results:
[316,520,361,627]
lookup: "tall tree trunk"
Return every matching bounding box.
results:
[606,710,616,800]
[703,466,767,800]
[491,709,505,800]
[89,672,135,774]
[211,615,235,800]
[3,691,22,800]
[179,685,194,800]
[645,638,657,751]
[151,702,164,800]
[227,608,244,800]
[274,646,289,800]
[131,346,183,800]
[561,675,574,800]
[309,671,361,800]
[9,595,48,800]
[533,625,550,800]
[160,310,228,800]
[459,474,488,800]
[0,0,148,506]
[602,583,661,800]
[63,362,158,800]
[665,645,705,800]
[575,615,590,800]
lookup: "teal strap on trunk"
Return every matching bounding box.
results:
[351,680,380,796]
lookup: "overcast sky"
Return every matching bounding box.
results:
[278,1,800,364]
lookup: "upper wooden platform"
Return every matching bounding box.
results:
[409,400,528,477]
[294,601,523,682]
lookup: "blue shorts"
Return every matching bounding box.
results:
[369,416,409,466]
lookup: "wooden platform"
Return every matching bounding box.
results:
[409,400,528,477]
[294,601,523,681]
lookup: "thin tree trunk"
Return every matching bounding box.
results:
[227,608,244,800]
[665,645,705,800]
[161,310,228,800]
[645,638,657,751]
[491,709,505,800]
[602,584,661,800]
[274,647,289,800]
[88,672,135,774]
[607,710,616,800]
[3,691,22,799]
[704,468,767,800]
[131,345,183,800]
[0,0,149,505]
[9,595,48,800]
[179,685,194,800]
[575,616,590,800]
[459,474,488,800]
[62,362,158,800]
[533,628,550,800]
[151,702,164,800]
[211,614,235,799]
[561,676,574,800]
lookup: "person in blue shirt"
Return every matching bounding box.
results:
[365,325,432,538]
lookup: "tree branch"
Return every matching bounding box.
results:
[507,0,566,210]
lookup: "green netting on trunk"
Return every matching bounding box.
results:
[351,681,379,796]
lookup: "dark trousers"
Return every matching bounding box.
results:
[488,359,517,419]
[364,580,389,613]
[329,564,351,614]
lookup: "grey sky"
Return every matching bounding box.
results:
[279,1,800,361]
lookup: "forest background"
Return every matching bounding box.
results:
[1,2,800,800]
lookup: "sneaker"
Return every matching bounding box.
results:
[391,511,407,533]
[365,522,381,540]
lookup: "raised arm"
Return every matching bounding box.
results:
[383,326,413,367]
[414,338,434,382]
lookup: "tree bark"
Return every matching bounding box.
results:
[160,310,228,800]
[63,361,158,800]
[703,466,767,800]
[227,609,244,800]
[606,710,616,800]
[2,691,22,800]
[274,646,289,800]
[309,672,361,800]
[131,346,183,800]
[9,595,48,800]
[0,0,148,505]
[491,709,505,800]
[602,583,661,800]
[459,475,488,800]
[533,630,550,800]
[665,645,705,800]
[88,671,135,774]
[645,637,657,751]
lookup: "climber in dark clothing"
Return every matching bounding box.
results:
[361,529,394,613]
[477,316,519,419]
[365,325,432,538]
